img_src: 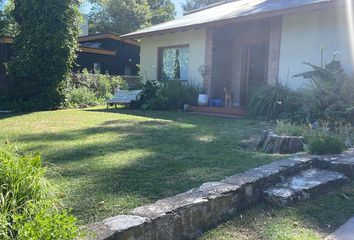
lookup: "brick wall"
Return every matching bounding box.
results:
[267,16,283,86]
[204,28,213,95]
[204,17,283,106]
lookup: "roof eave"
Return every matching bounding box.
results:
[79,32,140,46]
[121,0,341,40]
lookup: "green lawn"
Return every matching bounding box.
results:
[200,183,354,240]
[0,107,275,224]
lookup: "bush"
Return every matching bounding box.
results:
[132,80,200,110]
[308,134,345,155]
[275,120,305,136]
[17,209,78,240]
[248,84,302,120]
[6,0,80,111]
[294,55,354,124]
[66,86,101,107]
[0,144,79,239]
[71,69,130,93]
[66,69,144,108]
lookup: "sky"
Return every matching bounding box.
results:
[81,0,184,16]
[2,0,184,16]
[172,0,184,16]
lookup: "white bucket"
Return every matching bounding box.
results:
[198,94,209,106]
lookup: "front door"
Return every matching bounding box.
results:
[240,43,269,106]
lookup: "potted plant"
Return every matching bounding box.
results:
[198,65,211,106]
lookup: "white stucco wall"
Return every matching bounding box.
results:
[279,7,354,90]
[139,29,206,87]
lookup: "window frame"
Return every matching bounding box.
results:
[157,44,190,82]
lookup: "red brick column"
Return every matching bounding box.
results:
[204,28,214,95]
[267,16,283,86]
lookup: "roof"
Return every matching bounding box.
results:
[0,37,116,56]
[78,46,116,56]
[78,32,140,46]
[122,0,339,39]
[0,37,13,44]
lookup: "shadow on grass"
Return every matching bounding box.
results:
[0,111,33,120]
[5,108,277,223]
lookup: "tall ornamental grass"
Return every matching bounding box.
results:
[0,144,79,239]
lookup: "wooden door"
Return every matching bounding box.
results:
[240,43,269,106]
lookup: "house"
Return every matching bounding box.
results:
[75,32,140,75]
[0,37,13,92]
[122,0,353,107]
[0,32,140,93]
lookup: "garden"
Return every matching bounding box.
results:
[1,0,353,239]
[1,54,354,239]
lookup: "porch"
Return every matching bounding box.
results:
[203,17,282,108]
[188,106,246,118]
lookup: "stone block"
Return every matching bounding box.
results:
[257,131,304,154]
[264,169,347,207]
[86,215,150,240]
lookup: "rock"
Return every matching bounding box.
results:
[239,137,258,149]
[86,215,150,240]
[257,131,304,154]
[257,130,269,149]
[263,169,347,207]
[345,139,353,148]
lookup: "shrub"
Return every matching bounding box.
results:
[248,84,302,120]
[66,69,143,108]
[96,74,113,100]
[307,134,345,155]
[275,120,305,136]
[0,144,79,239]
[6,0,80,111]
[132,80,200,110]
[65,86,101,108]
[16,209,78,240]
[71,69,130,94]
[294,55,354,124]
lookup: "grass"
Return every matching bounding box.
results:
[200,183,354,240]
[0,107,275,224]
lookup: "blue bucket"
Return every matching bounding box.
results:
[211,99,223,107]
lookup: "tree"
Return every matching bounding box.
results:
[182,0,223,13]
[7,0,80,110]
[0,0,17,37]
[88,0,175,35]
[148,0,175,25]
[0,0,4,35]
[89,0,152,34]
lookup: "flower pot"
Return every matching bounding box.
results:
[198,94,209,106]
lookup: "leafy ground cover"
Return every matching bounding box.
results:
[0,107,275,224]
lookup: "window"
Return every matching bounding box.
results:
[159,45,189,81]
[124,66,132,76]
[93,63,101,73]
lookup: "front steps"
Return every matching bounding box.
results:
[188,106,245,118]
[264,169,347,207]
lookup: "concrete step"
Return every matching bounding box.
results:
[188,106,246,116]
[263,169,347,207]
[325,216,354,240]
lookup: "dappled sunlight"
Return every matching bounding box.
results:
[194,134,216,143]
[0,108,276,223]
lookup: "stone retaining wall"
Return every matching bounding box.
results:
[87,150,354,240]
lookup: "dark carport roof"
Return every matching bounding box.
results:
[122,0,339,39]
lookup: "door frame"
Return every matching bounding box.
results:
[240,42,269,106]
